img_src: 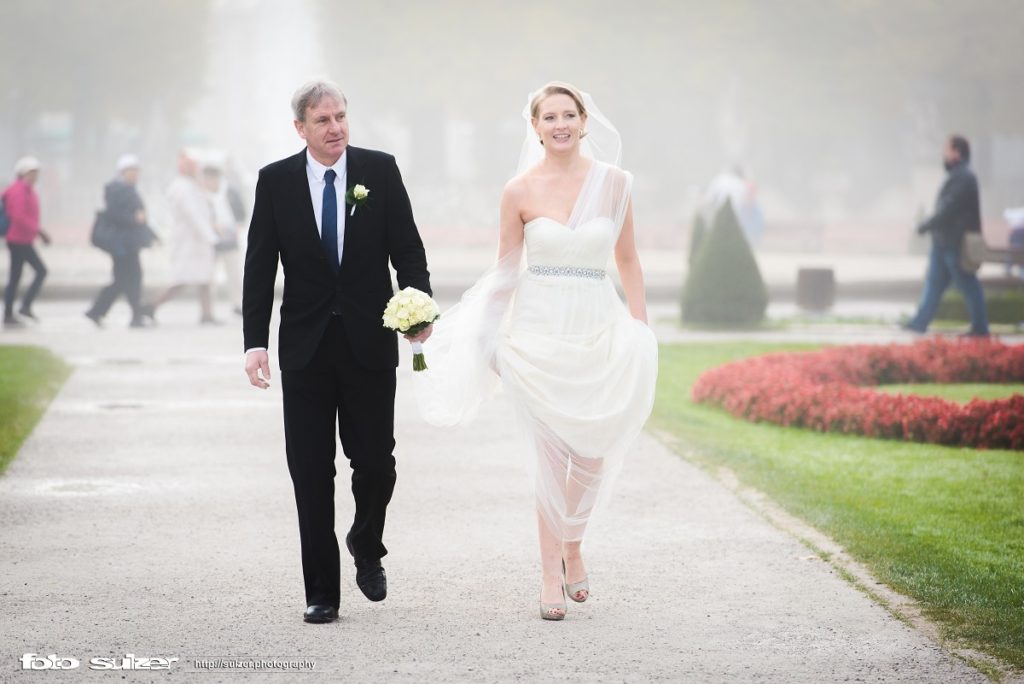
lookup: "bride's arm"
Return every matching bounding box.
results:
[614,199,649,324]
[497,178,526,260]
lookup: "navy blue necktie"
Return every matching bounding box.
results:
[322,168,339,272]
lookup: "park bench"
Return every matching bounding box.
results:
[963,233,1024,270]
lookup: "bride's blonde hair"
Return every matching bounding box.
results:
[530,82,588,139]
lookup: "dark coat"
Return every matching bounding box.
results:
[103,179,152,255]
[917,161,982,248]
[242,146,431,371]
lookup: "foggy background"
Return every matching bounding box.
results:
[2,0,1023,252]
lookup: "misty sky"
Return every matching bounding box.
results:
[2,0,1022,250]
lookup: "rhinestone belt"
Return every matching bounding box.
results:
[528,265,606,279]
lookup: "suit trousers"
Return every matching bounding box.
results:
[87,251,143,321]
[4,242,47,318]
[281,315,397,608]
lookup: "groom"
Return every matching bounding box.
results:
[242,80,432,624]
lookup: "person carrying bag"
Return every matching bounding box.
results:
[85,155,157,328]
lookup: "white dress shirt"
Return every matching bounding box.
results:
[305,148,347,264]
[245,148,347,357]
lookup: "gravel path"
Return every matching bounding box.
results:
[0,302,987,682]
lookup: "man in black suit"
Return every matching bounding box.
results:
[905,134,989,336]
[242,81,432,624]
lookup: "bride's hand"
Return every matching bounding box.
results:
[404,324,433,344]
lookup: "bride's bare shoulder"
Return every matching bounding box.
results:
[501,171,535,206]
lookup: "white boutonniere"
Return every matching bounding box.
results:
[345,184,370,216]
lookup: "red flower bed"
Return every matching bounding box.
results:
[691,339,1024,450]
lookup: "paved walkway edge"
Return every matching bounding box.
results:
[651,427,1022,684]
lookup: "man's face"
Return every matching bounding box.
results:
[294,96,348,165]
[943,141,961,167]
[22,169,39,185]
[123,167,140,185]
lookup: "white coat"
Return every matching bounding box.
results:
[165,174,218,285]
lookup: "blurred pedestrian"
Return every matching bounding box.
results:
[85,154,156,328]
[1003,206,1024,279]
[2,156,51,328]
[904,135,989,337]
[141,150,221,325]
[200,156,243,316]
[702,165,764,246]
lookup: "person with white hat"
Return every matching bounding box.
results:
[140,149,221,324]
[2,156,51,328]
[85,154,156,328]
[199,153,244,315]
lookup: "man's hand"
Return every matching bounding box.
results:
[245,350,272,389]
[39,230,52,246]
[404,324,433,344]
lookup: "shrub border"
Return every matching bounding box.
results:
[691,339,1024,450]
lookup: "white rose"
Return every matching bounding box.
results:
[353,184,369,200]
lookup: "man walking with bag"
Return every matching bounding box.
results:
[904,135,990,337]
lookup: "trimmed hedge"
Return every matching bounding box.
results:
[687,213,707,268]
[681,201,768,325]
[937,288,1024,324]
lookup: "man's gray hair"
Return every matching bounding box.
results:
[291,80,347,122]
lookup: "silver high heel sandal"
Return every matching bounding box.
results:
[563,559,590,603]
[540,584,567,621]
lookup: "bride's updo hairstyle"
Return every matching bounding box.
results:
[530,82,589,140]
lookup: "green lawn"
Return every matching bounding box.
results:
[0,346,71,474]
[652,343,1024,670]
[878,383,1024,403]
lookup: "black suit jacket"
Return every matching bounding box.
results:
[242,147,431,371]
[917,161,982,248]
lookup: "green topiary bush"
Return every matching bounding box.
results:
[937,288,1024,324]
[681,201,768,325]
[688,213,707,268]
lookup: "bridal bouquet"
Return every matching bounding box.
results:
[382,287,440,371]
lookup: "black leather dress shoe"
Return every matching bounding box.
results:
[303,604,338,624]
[346,532,387,602]
[355,560,387,602]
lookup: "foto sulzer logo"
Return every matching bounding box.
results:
[21,654,79,670]
[21,653,179,670]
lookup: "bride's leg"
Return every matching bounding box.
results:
[536,506,565,617]
[563,454,603,599]
[535,440,568,617]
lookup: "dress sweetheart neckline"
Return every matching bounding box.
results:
[523,216,613,230]
[524,216,569,229]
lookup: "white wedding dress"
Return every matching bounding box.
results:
[416,160,658,541]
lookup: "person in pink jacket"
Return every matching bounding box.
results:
[3,156,52,327]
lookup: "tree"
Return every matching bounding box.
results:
[681,200,768,326]
[687,213,707,268]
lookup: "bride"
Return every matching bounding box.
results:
[416,82,657,620]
